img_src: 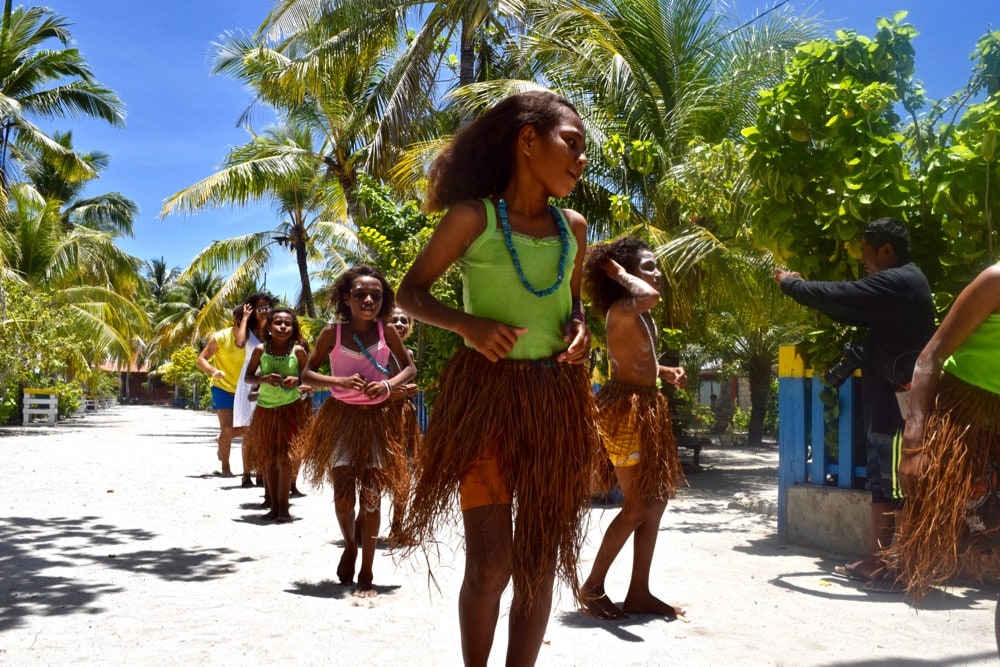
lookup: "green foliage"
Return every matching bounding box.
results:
[158,346,207,401]
[744,14,920,281]
[351,176,463,391]
[672,390,714,434]
[51,380,84,418]
[0,390,17,424]
[0,278,76,389]
[745,21,1000,369]
[732,406,750,432]
[763,377,779,437]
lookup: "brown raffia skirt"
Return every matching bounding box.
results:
[894,372,1000,599]
[295,396,408,501]
[595,381,685,501]
[399,398,422,459]
[401,347,601,611]
[243,399,312,471]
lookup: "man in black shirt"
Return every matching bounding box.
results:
[774,218,936,590]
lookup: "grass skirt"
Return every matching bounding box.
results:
[401,347,601,610]
[595,381,685,500]
[243,400,312,471]
[894,372,1000,598]
[295,397,408,501]
[399,398,422,459]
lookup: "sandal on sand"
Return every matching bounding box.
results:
[833,562,873,582]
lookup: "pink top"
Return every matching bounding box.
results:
[330,321,391,405]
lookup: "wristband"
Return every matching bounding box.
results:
[570,298,585,323]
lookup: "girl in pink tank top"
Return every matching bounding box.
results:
[328,319,392,405]
[297,265,416,599]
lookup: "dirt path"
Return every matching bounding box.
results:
[0,405,995,665]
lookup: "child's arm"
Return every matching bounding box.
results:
[658,365,688,389]
[899,264,1000,497]
[196,338,221,380]
[234,304,252,348]
[301,325,367,392]
[604,258,660,314]
[559,209,591,364]
[243,345,270,386]
[399,200,526,362]
[362,325,417,400]
[294,345,313,397]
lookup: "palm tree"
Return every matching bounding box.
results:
[143,257,181,307]
[1,182,149,384]
[161,122,358,320]
[150,269,226,359]
[0,1,125,190]
[521,0,819,235]
[21,131,137,237]
[257,1,528,175]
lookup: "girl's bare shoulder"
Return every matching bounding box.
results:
[557,207,587,232]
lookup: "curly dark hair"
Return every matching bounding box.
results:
[425,90,580,211]
[583,237,653,314]
[263,307,301,355]
[330,265,395,322]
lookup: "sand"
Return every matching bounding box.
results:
[0,405,996,665]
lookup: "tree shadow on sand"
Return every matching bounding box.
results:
[733,533,1000,612]
[0,515,252,632]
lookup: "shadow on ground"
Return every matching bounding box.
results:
[0,515,252,633]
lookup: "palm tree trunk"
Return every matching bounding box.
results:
[459,19,475,87]
[294,240,315,318]
[745,358,772,446]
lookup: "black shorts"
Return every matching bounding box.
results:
[866,430,902,508]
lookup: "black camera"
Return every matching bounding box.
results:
[824,343,863,388]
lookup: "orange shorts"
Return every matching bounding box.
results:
[459,452,513,511]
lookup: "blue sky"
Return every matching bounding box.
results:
[39,1,999,301]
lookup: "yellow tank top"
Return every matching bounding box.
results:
[209,327,244,393]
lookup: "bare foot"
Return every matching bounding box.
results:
[337,547,357,585]
[623,593,684,619]
[353,578,377,598]
[275,513,295,523]
[261,509,278,521]
[579,584,626,620]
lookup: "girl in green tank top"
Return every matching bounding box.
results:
[243,308,312,523]
[397,90,601,666]
[895,263,1000,654]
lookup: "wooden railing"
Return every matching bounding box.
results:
[22,389,58,426]
[777,346,865,535]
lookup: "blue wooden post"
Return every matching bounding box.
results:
[809,378,825,485]
[837,378,855,489]
[778,346,808,536]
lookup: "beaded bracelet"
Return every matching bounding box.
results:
[382,380,392,395]
[570,298,585,323]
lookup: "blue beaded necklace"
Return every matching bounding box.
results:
[353,332,390,375]
[497,199,569,298]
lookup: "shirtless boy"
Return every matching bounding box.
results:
[580,237,687,620]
